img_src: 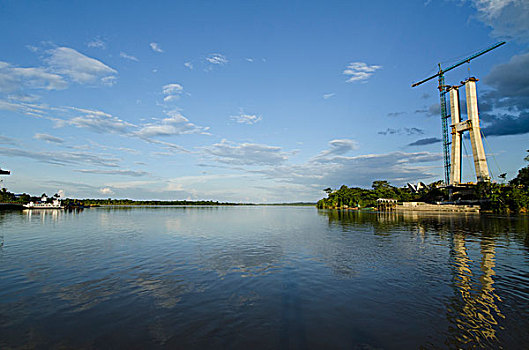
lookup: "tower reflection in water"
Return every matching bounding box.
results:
[319,209,510,348]
[376,211,505,347]
[447,232,503,348]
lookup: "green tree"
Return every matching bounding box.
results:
[510,150,529,187]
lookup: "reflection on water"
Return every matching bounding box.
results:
[319,209,529,348]
[446,234,504,348]
[0,207,528,349]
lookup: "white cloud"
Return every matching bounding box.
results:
[99,187,114,195]
[245,58,254,62]
[206,53,228,65]
[184,62,193,70]
[162,83,184,102]
[150,42,164,53]
[204,139,289,166]
[134,110,209,138]
[323,93,335,99]
[7,94,41,102]
[230,113,262,125]
[120,52,139,62]
[45,47,118,85]
[0,146,120,168]
[0,99,58,118]
[315,139,358,158]
[56,107,134,134]
[87,38,106,49]
[0,61,67,93]
[3,98,199,153]
[101,76,116,86]
[343,62,382,83]
[34,133,64,143]
[163,84,183,95]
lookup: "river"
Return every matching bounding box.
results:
[1,206,528,349]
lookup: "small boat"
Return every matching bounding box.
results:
[24,196,64,209]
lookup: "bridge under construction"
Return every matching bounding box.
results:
[412,41,505,186]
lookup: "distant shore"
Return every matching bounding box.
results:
[0,201,316,210]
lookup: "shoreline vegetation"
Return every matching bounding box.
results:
[317,152,529,213]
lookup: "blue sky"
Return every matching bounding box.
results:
[0,0,528,202]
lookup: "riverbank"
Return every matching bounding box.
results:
[397,202,480,213]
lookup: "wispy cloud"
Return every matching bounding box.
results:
[343,62,382,83]
[204,139,289,166]
[415,104,440,116]
[0,135,18,145]
[0,99,61,118]
[75,169,149,177]
[34,133,64,143]
[322,93,335,99]
[0,61,67,93]
[150,42,164,53]
[45,47,117,86]
[378,128,424,136]
[184,62,193,70]
[0,146,120,168]
[142,138,191,153]
[162,83,184,102]
[55,107,134,134]
[120,52,139,62]
[230,112,262,125]
[7,94,41,102]
[407,137,441,146]
[206,53,228,65]
[87,38,106,49]
[134,110,209,138]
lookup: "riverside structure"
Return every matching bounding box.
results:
[448,77,490,185]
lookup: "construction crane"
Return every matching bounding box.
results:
[411,41,506,185]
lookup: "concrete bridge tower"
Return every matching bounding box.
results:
[448,77,490,185]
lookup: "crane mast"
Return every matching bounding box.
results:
[411,41,506,185]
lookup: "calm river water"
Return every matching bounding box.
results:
[1,206,528,349]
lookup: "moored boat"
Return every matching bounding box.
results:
[24,196,64,209]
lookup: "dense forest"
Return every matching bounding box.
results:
[0,190,33,204]
[316,181,445,209]
[318,152,529,213]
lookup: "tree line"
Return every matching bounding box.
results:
[317,151,529,213]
